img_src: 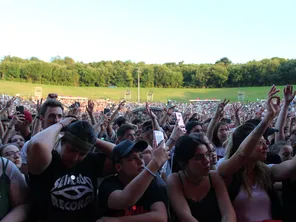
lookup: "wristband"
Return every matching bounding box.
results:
[59,122,66,128]
[144,166,156,177]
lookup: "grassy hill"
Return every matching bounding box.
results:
[0,80,293,102]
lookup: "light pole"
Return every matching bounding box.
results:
[137,68,141,103]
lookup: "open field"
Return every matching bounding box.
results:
[0,81,294,102]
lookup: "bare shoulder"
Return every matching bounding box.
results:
[166,172,180,186]
[209,170,224,187]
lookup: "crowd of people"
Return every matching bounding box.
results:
[0,84,296,222]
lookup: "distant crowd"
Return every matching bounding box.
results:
[0,85,296,222]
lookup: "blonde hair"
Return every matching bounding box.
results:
[225,124,272,198]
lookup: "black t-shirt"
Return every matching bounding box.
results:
[98,174,168,218]
[29,150,106,222]
[282,179,296,222]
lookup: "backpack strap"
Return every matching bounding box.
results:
[3,157,9,172]
[1,157,4,168]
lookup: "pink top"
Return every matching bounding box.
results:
[233,184,272,222]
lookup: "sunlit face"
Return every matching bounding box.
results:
[250,137,268,161]
[116,151,145,178]
[218,124,229,143]
[185,145,211,177]
[11,134,25,150]
[59,142,88,168]
[42,107,63,129]
[2,145,22,168]
[279,145,293,162]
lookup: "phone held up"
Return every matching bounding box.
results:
[16,105,24,114]
[175,112,185,128]
[153,130,165,149]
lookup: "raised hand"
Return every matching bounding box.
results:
[170,120,186,141]
[145,102,156,119]
[283,84,296,105]
[86,99,95,114]
[11,112,26,125]
[117,100,125,111]
[265,85,280,121]
[214,98,229,120]
[36,98,43,116]
[5,97,16,109]
[232,102,243,115]
[152,140,170,169]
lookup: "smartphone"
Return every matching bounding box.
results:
[175,112,185,128]
[75,102,80,108]
[16,106,24,114]
[153,130,165,149]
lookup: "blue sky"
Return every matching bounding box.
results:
[0,0,295,64]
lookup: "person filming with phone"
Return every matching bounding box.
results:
[14,106,33,142]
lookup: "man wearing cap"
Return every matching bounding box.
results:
[98,140,169,222]
[28,119,116,222]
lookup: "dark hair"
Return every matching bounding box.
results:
[291,129,296,136]
[40,99,64,116]
[142,120,153,134]
[132,119,142,125]
[212,122,229,147]
[117,124,135,137]
[185,121,203,134]
[62,120,97,145]
[173,135,208,172]
[8,132,24,144]
[113,116,127,127]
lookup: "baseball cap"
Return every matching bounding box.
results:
[112,140,148,164]
[62,120,97,152]
[245,119,278,139]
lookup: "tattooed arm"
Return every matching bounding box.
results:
[218,86,280,182]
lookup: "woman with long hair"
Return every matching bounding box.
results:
[167,135,236,222]
[218,85,296,222]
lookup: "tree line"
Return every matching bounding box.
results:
[0,56,295,88]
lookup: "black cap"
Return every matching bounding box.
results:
[245,119,278,139]
[112,140,148,164]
